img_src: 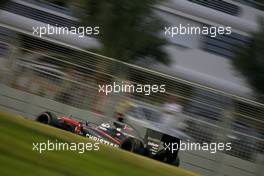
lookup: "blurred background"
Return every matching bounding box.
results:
[0,0,264,176]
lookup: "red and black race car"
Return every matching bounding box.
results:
[37,112,82,134]
[36,111,181,166]
[36,112,144,152]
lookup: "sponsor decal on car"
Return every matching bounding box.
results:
[86,133,119,148]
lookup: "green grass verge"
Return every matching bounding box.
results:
[0,112,200,176]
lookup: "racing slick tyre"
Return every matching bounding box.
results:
[172,156,180,167]
[153,149,180,167]
[121,137,144,154]
[36,112,57,126]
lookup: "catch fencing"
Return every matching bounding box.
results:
[0,26,263,176]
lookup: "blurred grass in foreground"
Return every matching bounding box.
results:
[0,112,199,176]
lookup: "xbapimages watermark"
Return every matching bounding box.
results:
[164,24,232,38]
[163,141,232,154]
[32,140,100,154]
[98,81,166,95]
[32,24,100,38]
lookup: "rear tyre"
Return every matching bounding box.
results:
[172,156,180,167]
[154,149,180,167]
[36,112,57,126]
[121,137,144,154]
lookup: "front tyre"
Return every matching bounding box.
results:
[36,112,57,126]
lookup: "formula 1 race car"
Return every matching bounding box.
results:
[36,112,129,148]
[36,111,189,166]
[36,112,82,134]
